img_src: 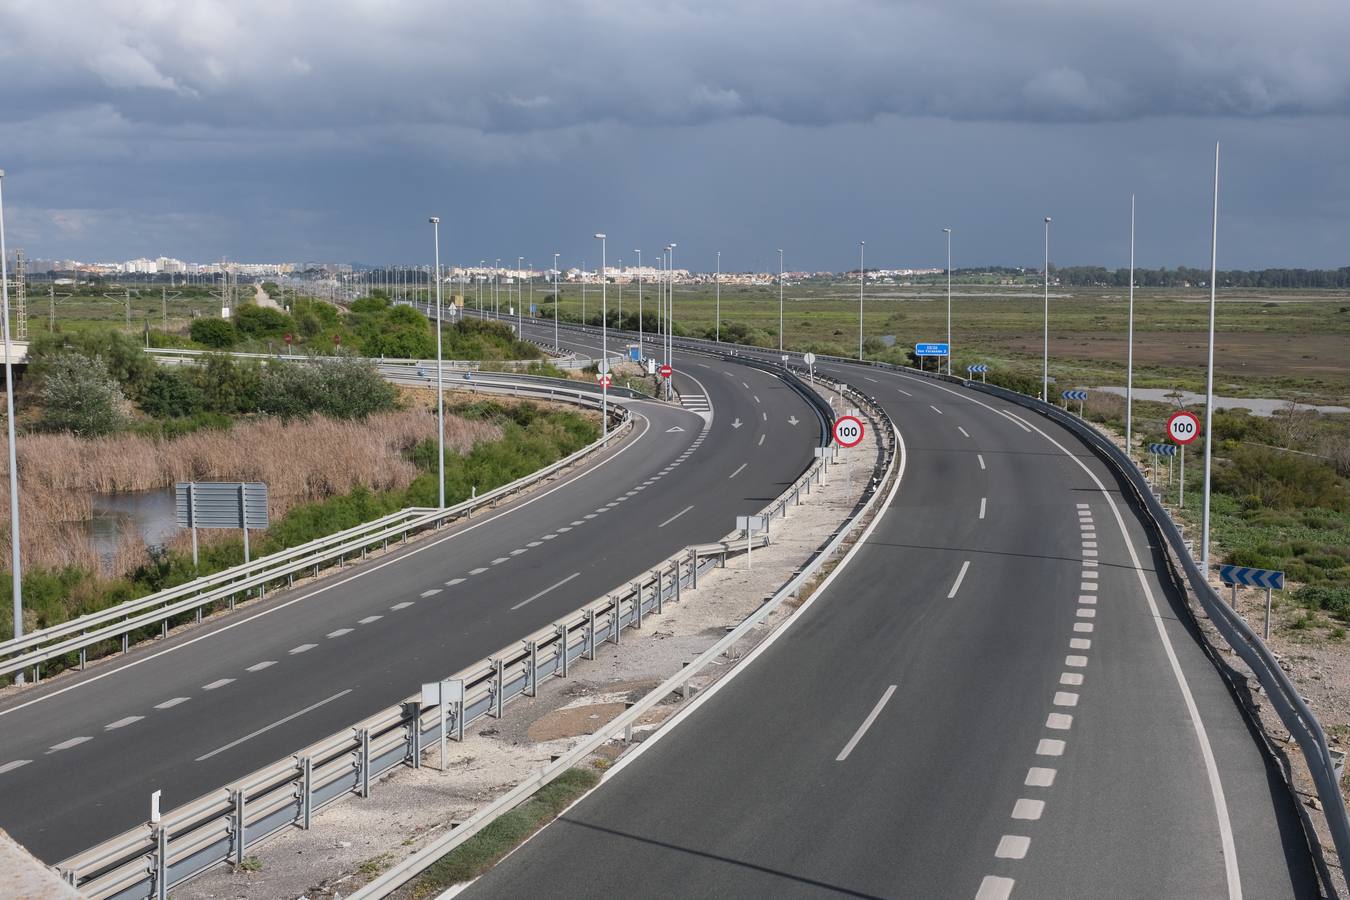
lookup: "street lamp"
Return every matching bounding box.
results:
[667,243,677,400]
[634,249,643,352]
[1042,217,1052,402]
[478,260,484,318]
[715,251,721,343]
[595,233,608,439]
[1126,196,1136,450]
[1202,143,1220,570]
[777,248,784,352]
[552,252,560,349]
[943,228,952,374]
[858,241,865,360]
[0,170,25,666]
[429,217,445,509]
[516,255,524,337]
[494,258,501,318]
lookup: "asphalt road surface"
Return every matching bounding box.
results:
[462,339,1321,900]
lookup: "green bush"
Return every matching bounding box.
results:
[194,353,263,414]
[235,304,295,339]
[1214,445,1346,511]
[1294,585,1350,619]
[37,352,128,436]
[139,367,205,418]
[190,317,239,348]
[27,330,155,399]
[257,356,398,420]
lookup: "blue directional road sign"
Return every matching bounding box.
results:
[1219,565,1284,590]
[966,363,989,374]
[628,345,642,362]
[915,342,949,356]
[1062,390,1088,401]
[1147,442,1178,457]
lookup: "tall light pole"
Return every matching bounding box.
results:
[1042,217,1052,402]
[667,243,677,399]
[943,227,952,374]
[478,260,484,318]
[516,256,524,337]
[777,249,785,352]
[715,251,721,343]
[1126,195,1136,450]
[552,252,560,349]
[429,217,445,509]
[858,241,865,360]
[494,258,501,318]
[1201,143,1220,570]
[595,233,608,438]
[634,249,643,352]
[1,170,24,665]
[581,261,586,324]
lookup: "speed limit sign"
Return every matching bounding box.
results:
[833,415,864,448]
[1166,410,1200,445]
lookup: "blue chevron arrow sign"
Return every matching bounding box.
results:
[1061,389,1088,401]
[1219,565,1284,590]
[1148,443,1179,457]
[966,364,989,373]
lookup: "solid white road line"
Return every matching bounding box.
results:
[835,684,898,761]
[511,572,582,611]
[0,760,31,774]
[196,689,352,762]
[659,505,695,528]
[729,463,747,479]
[948,560,972,598]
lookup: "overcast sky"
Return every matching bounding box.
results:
[2,0,1347,270]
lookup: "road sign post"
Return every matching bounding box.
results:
[1219,565,1284,639]
[1166,411,1201,508]
[966,363,988,383]
[804,352,816,384]
[832,415,864,449]
[736,514,767,570]
[1061,389,1088,416]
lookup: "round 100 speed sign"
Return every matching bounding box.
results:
[1166,410,1201,445]
[833,415,865,448]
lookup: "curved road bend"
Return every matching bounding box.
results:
[0,353,820,862]
[462,344,1320,899]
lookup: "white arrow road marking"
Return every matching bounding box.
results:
[731,418,743,429]
[788,415,800,426]
[196,689,352,762]
[512,572,582,611]
[667,426,684,432]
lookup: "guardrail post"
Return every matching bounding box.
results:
[632,582,643,628]
[123,630,129,654]
[491,659,504,717]
[585,610,597,659]
[405,702,422,769]
[691,549,699,590]
[232,789,246,864]
[610,602,621,645]
[555,624,570,677]
[299,756,313,829]
[673,560,682,602]
[359,728,371,797]
[79,646,86,670]
[526,641,538,697]
[154,825,168,900]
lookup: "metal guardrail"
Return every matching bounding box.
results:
[144,345,596,372]
[0,387,631,685]
[55,373,884,898]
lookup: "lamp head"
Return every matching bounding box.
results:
[1045,217,1052,224]
[594,233,606,240]
[428,216,440,224]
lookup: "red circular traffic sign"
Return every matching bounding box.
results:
[659,364,673,379]
[1167,410,1201,445]
[283,333,292,345]
[833,415,865,448]
[596,373,612,388]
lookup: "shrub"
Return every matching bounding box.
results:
[38,352,129,436]
[190,317,238,348]
[139,367,205,418]
[235,304,294,339]
[26,331,155,399]
[257,356,398,420]
[1213,445,1346,511]
[1294,585,1350,619]
[193,353,263,414]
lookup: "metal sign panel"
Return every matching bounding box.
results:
[1061,390,1088,401]
[736,514,767,532]
[966,363,989,373]
[175,482,269,530]
[1147,442,1179,457]
[1218,565,1284,590]
[915,342,949,356]
[1166,410,1201,445]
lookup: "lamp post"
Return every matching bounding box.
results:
[715,250,721,343]
[553,252,560,349]
[777,249,784,352]
[667,243,677,400]
[858,241,865,360]
[1042,217,1052,402]
[478,260,484,318]
[943,227,952,374]
[635,249,643,352]
[0,170,24,665]
[516,256,523,337]
[429,217,445,510]
[581,261,586,324]
[595,233,608,439]
[1126,196,1136,450]
[1201,143,1219,570]
[494,258,501,318]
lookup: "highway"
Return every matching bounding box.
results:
[0,343,822,862]
[462,334,1322,899]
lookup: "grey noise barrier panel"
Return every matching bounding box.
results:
[56,365,874,899]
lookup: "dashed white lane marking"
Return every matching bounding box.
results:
[958,426,971,438]
[557,527,573,533]
[155,697,189,709]
[583,513,598,520]
[896,388,912,397]
[511,571,582,611]
[864,376,879,383]
[1083,549,1099,557]
[571,519,586,525]
[510,548,529,555]
[0,760,31,774]
[421,588,443,596]
[1053,691,1080,706]
[469,567,488,575]
[195,689,352,763]
[978,454,987,470]
[492,556,510,564]
[758,434,765,446]
[1069,638,1091,650]
[742,381,750,389]
[105,716,144,730]
[979,498,987,520]
[1079,595,1097,604]
[1046,713,1073,730]
[659,505,695,528]
[1065,655,1088,667]
[1082,541,1098,549]
[976,876,1015,900]
[203,678,235,690]
[1076,502,1090,509]
[1080,582,1098,592]
[289,644,317,654]
[1036,739,1065,756]
[729,463,747,479]
[995,835,1030,859]
[390,601,414,611]
[446,578,465,586]
[1082,570,1099,579]
[1060,672,1084,685]
[762,411,768,421]
[1012,798,1045,820]
[1082,559,1098,568]
[1074,622,1094,633]
[528,541,543,547]
[246,661,277,672]
[930,405,944,415]
[48,736,92,752]
[1077,608,1097,619]
[754,395,761,403]
[358,615,382,624]
[835,684,898,761]
[947,560,971,598]
[1025,767,1056,787]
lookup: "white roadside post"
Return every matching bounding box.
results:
[777,248,785,353]
[857,241,865,360]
